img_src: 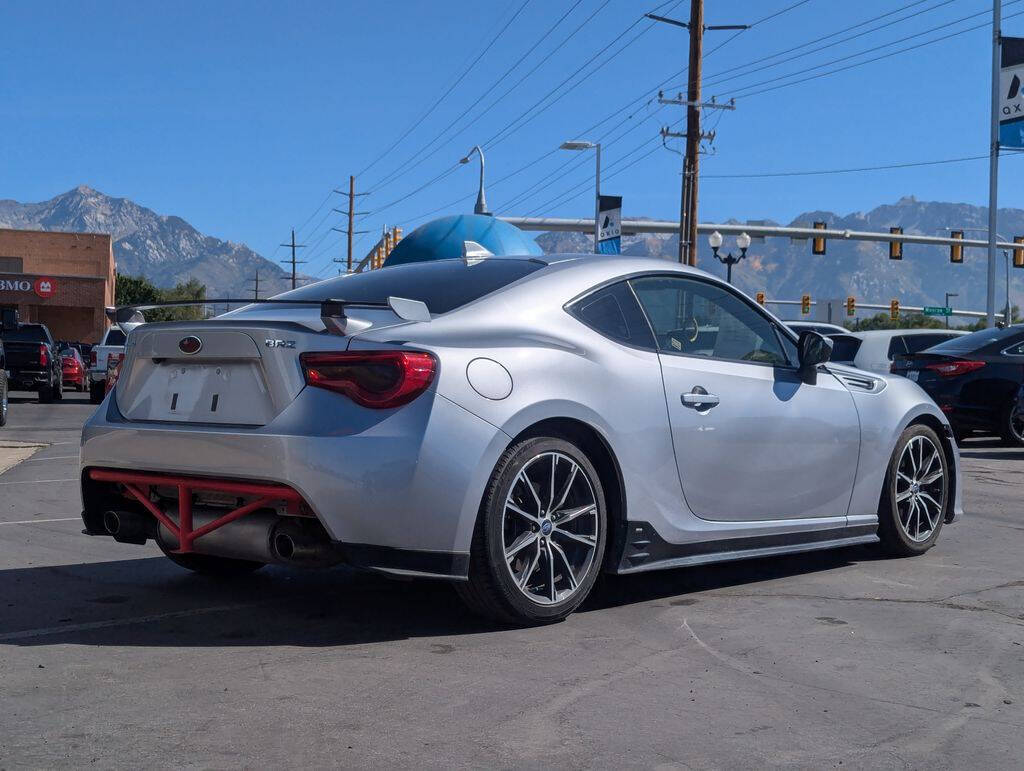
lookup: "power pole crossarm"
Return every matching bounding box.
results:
[279,229,307,290]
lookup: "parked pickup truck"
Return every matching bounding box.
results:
[0,322,63,403]
[88,325,127,404]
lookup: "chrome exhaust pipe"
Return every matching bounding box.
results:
[103,510,149,545]
[271,519,343,567]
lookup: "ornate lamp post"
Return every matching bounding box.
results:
[709,231,751,284]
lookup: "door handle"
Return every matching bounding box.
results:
[681,388,720,408]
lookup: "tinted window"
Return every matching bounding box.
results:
[887,336,908,358]
[569,282,655,349]
[631,276,791,366]
[1,325,48,343]
[928,326,1024,355]
[828,334,862,363]
[104,328,127,345]
[273,257,545,315]
[902,333,956,354]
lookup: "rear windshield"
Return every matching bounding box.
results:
[829,334,862,362]
[1,325,48,343]
[927,326,1024,355]
[273,258,546,315]
[104,328,127,345]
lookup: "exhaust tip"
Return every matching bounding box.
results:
[274,532,295,560]
[102,510,121,536]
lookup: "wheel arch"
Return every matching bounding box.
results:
[507,417,627,573]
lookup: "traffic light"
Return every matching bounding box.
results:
[1014,236,1024,268]
[889,227,903,260]
[950,230,964,263]
[755,291,766,306]
[801,293,811,315]
[890,299,900,320]
[812,221,826,255]
[846,296,856,316]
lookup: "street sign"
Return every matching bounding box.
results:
[597,195,622,255]
[923,306,953,316]
[1000,37,1024,149]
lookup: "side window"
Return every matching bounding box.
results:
[887,336,909,358]
[1004,341,1024,356]
[568,281,655,349]
[630,275,791,366]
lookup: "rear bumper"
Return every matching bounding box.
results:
[10,370,49,388]
[80,386,510,579]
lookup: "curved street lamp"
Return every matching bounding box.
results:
[459,146,490,216]
[709,231,751,284]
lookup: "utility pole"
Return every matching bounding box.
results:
[279,229,306,290]
[249,270,261,302]
[945,292,958,329]
[332,176,369,273]
[648,2,747,266]
[987,0,1001,328]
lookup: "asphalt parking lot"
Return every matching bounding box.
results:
[1,392,1022,769]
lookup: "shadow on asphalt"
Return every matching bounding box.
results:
[8,393,91,405]
[0,545,873,647]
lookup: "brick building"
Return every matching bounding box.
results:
[0,228,115,343]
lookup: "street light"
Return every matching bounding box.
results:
[560,140,601,253]
[708,231,751,284]
[459,146,489,216]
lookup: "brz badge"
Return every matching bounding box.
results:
[265,339,296,348]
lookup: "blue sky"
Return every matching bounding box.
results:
[2,0,1021,277]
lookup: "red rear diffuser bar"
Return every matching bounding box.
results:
[88,468,306,553]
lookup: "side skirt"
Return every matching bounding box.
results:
[616,521,878,575]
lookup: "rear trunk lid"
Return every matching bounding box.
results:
[114,307,411,426]
[891,352,960,385]
[2,341,45,370]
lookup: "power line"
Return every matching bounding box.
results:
[366,0,588,195]
[355,0,531,181]
[729,4,1024,100]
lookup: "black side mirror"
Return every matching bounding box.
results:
[1,307,18,332]
[797,330,833,384]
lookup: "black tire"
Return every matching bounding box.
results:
[998,400,1024,447]
[456,436,607,625]
[0,373,8,427]
[158,541,264,576]
[89,381,105,404]
[877,424,949,557]
[38,384,54,404]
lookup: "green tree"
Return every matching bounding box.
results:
[849,312,946,332]
[114,273,207,322]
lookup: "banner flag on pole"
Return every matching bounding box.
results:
[597,195,622,255]
[1000,37,1024,149]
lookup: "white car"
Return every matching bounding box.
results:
[830,329,968,374]
[88,325,127,403]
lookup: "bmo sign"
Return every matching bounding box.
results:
[0,276,57,298]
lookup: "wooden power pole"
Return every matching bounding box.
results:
[332,176,369,273]
[249,270,261,301]
[649,1,745,266]
[279,229,306,290]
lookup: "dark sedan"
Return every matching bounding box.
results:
[892,325,1024,445]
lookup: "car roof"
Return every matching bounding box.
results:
[850,329,967,339]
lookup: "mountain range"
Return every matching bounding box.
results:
[0,186,300,298]
[1,186,1020,313]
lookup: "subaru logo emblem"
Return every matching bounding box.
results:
[178,336,203,355]
[541,520,553,536]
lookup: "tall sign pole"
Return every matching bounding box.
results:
[987,0,1001,328]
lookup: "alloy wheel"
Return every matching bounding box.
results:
[1008,404,1024,444]
[894,435,946,543]
[501,451,599,606]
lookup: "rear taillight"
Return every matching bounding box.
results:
[105,355,124,394]
[926,359,985,378]
[300,351,436,409]
[39,344,48,367]
[89,350,97,367]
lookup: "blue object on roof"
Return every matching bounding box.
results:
[383,214,542,267]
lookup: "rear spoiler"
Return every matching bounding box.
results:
[105,296,431,334]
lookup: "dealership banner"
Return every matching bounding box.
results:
[597,195,622,255]
[1000,37,1024,149]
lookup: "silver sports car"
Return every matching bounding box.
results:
[80,253,962,624]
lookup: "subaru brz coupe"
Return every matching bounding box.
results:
[80,253,962,624]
